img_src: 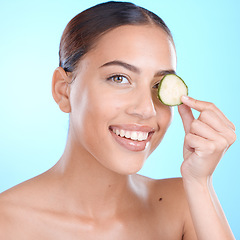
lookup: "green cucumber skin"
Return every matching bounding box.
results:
[157,74,188,106]
[158,97,184,106]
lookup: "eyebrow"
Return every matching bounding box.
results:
[100,60,140,73]
[100,60,176,77]
[154,69,176,77]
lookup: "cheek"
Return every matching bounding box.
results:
[72,86,123,142]
[158,107,173,131]
[154,95,174,128]
[160,106,174,126]
[89,87,127,121]
[90,93,121,121]
[154,104,173,142]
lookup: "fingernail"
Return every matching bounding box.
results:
[181,95,189,101]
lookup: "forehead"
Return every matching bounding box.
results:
[84,25,177,71]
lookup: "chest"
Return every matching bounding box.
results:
[8,211,184,240]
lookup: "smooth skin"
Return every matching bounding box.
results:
[0,25,236,239]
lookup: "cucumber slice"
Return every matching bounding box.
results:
[158,74,188,106]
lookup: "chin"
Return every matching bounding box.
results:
[105,152,149,176]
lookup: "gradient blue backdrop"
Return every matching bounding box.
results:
[1,0,239,237]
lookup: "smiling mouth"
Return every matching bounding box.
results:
[112,128,149,141]
[109,126,155,151]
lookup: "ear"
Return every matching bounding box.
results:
[52,67,72,113]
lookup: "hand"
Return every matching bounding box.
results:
[178,96,236,184]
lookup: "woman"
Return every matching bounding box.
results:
[0,1,236,239]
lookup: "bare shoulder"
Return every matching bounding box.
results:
[151,176,185,194]
[135,175,186,203]
[0,173,46,205]
[0,182,30,237]
[134,175,188,219]
[134,175,197,239]
[0,173,52,238]
[0,176,38,213]
[148,177,189,217]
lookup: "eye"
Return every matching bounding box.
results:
[107,75,129,84]
[152,81,160,89]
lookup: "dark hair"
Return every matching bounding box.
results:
[59,1,173,74]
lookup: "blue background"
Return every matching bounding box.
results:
[0,0,239,237]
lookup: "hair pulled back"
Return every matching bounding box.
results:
[59,1,173,73]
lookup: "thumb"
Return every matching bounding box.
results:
[178,103,194,133]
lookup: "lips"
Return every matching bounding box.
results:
[109,124,155,152]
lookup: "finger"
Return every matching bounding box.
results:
[184,133,214,157]
[178,103,194,133]
[199,109,228,132]
[190,119,220,141]
[198,109,236,146]
[185,132,229,158]
[181,96,235,131]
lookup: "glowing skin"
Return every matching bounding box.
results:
[0,24,235,240]
[67,25,177,174]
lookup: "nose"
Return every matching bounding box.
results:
[125,88,156,119]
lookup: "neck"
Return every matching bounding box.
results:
[50,136,141,219]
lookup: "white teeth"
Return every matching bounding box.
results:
[112,128,149,141]
[131,131,138,140]
[120,129,125,137]
[125,131,131,139]
[116,129,120,136]
[138,132,144,141]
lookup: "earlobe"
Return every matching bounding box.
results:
[52,67,72,113]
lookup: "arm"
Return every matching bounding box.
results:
[178,96,236,240]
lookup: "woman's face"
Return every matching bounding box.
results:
[68,25,177,174]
